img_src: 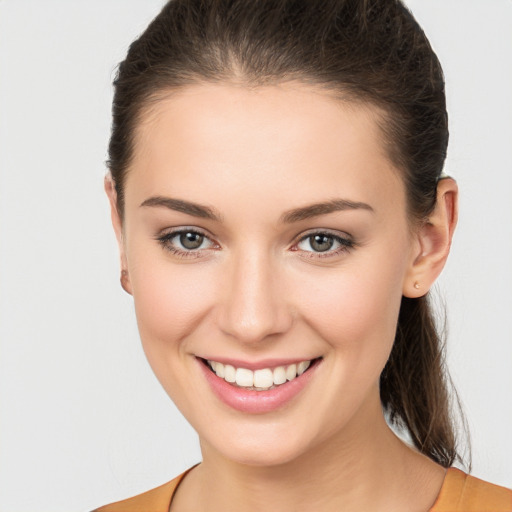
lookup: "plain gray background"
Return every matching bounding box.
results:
[0,1,511,511]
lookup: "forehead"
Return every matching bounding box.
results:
[125,82,405,217]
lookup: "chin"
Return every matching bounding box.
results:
[219,442,308,467]
[200,419,323,468]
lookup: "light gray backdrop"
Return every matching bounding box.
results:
[0,1,511,511]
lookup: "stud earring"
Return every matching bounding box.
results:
[414,282,420,290]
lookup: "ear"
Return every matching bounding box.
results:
[104,175,132,295]
[403,177,458,298]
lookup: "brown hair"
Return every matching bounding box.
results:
[108,0,468,467]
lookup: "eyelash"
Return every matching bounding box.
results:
[156,228,217,259]
[293,230,355,259]
[156,228,355,260]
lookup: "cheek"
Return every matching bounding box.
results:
[128,256,223,417]
[291,249,407,364]
[128,251,218,354]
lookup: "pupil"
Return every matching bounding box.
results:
[180,232,203,250]
[311,234,333,252]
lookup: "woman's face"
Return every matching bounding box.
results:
[116,82,421,466]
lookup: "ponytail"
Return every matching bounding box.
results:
[381,295,469,467]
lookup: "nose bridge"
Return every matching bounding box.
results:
[218,243,291,343]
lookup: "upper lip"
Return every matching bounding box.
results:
[197,356,320,371]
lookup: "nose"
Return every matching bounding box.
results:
[217,248,293,344]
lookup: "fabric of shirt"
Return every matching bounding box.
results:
[92,466,512,512]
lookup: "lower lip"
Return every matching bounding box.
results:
[198,359,320,414]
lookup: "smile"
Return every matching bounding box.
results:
[206,359,313,391]
[198,357,322,413]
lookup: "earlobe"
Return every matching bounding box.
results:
[403,177,458,298]
[104,175,132,295]
[120,269,132,295]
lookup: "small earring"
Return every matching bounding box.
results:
[414,282,420,290]
[120,269,131,294]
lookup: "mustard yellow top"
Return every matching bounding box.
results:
[92,467,512,512]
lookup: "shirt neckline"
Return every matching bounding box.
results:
[169,464,464,512]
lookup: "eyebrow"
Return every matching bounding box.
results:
[140,196,222,221]
[140,196,373,223]
[280,198,374,223]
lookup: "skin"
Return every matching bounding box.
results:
[106,82,458,511]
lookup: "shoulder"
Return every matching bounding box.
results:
[90,470,190,512]
[431,468,512,512]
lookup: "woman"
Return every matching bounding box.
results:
[94,0,511,510]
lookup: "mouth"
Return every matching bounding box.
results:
[200,357,321,391]
[198,356,322,413]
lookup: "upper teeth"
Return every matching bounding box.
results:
[207,360,312,390]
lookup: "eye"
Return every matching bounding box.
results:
[177,231,207,250]
[156,228,217,257]
[295,231,354,257]
[301,234,335,252]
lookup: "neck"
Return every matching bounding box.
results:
[176,395,445,512]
